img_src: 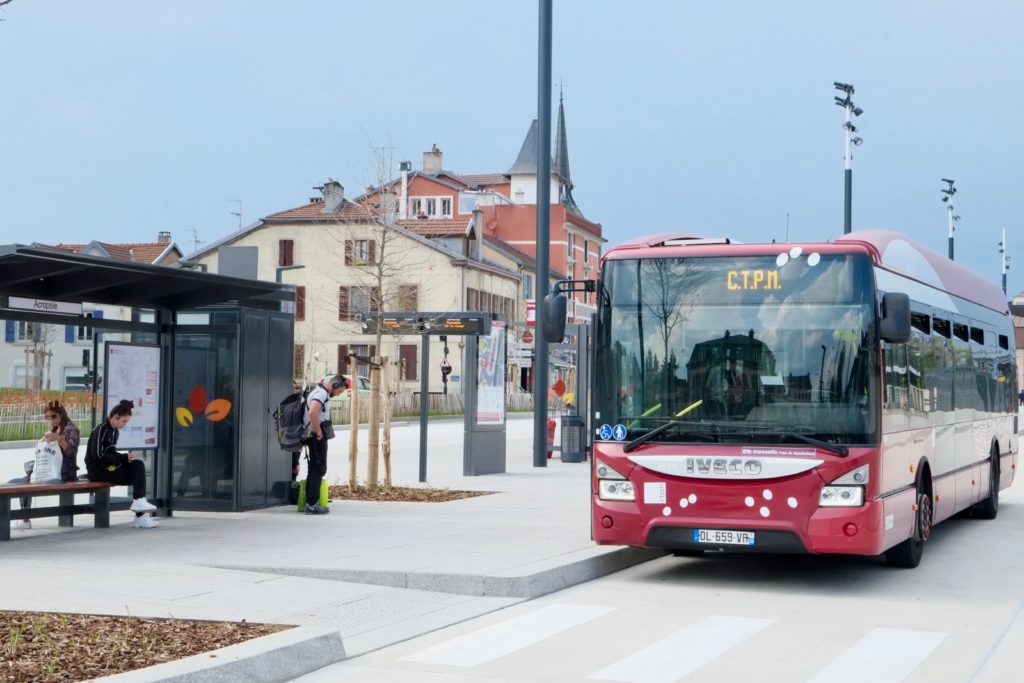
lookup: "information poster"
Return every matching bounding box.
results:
[476,320,506,425]
[105,343,161,449]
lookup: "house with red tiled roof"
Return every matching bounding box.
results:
[42,231,183,266]
[362,96,605,325]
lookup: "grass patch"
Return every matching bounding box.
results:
[0,611,289,682]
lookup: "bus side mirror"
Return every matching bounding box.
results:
[542,293,567,343]
[879,292,911,343]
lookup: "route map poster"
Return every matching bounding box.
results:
[104,342,161,449]
[476,320,506,425]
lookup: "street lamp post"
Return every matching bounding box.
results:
[941,178,958,260]
[834,82,863,235]
[999,226,1011,295]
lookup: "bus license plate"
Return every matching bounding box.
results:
[693,529,755,546]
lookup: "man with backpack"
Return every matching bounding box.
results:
[303,375,346,515]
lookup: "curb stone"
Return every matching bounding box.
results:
[94,626,345,683]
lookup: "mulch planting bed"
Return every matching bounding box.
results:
[328,484,494,502]
[1,611,289,682]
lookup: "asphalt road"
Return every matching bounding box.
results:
[296,459,1024,683]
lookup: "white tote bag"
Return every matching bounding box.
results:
[30,438,63,483]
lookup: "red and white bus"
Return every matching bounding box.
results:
[545,230,1017,567]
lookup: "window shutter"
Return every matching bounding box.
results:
[65,324,75,343]
[278,239,294,267]
[5,321,14,343]
[338,287,349,321]
[370,287,381,314]
[337,345,349,373]
[370,344,377,363]
[400,344,418,381]
[344,240,353,266]
[368,240,376,265]
[400,285,418,312]
[293,344,304,379]
[295,286,306,321]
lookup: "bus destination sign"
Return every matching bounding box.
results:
[362,312,491,336]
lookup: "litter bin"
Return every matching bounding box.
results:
[560,414,585,463]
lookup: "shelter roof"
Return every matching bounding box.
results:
[0,244,287,310]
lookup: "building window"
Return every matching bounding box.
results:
[293,344,305,380]
[345,239,376,265]
[77,312,94,342]
[567,233,574,260]
[440,198,452,216]
[278,239,294,267]
[399,344,418,381]
[337,286,380,321]
[411,198,423,217]
[295,286,306,322]
[583,239,589,263]
[351,287,372,318]
[522,273,533,299]
[426,198,437,216]
[15,321,36,342]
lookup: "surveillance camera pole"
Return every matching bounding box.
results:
[941,178,957,260]
[834,82,861,235]
[999,226,1010,295]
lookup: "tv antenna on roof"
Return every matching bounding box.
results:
[228,199,242,230]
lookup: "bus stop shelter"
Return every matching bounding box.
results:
[0,244,296,512]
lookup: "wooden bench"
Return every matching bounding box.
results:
[0,481,112,541]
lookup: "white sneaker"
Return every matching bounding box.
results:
[132,513,159,529]
[130,498,157,514]
[10,520,31,530]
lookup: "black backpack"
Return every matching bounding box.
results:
[273,387,311,451]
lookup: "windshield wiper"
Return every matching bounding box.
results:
[623,400,708,453]
[742,430,849,457]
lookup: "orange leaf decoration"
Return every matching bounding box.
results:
[188,385,208,414]
[205,398,233,422]
[175,407,194,427]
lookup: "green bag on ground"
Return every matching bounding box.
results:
[296,479,329,511]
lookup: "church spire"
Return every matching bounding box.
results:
[553,87,581,216]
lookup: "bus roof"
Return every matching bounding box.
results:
[602,229,1008,315]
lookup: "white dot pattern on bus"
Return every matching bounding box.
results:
[745,496,755,507]
[663,506,672,516]
[688,494,697,504]
[679,499,688,508]
[762,489,773,501]
[788,497,798,508]
[776,253,789,267]
[789,247,802,258]
[807,252,821,266]
[760,506,771,518]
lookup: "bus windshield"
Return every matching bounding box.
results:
[595,252,880,446]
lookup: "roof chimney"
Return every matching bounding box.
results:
[157,231,171,244]
[320,179,344,213]
[422,144,443,175]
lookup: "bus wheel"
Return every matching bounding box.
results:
[885,476,932,569]
[972,448,1000,520]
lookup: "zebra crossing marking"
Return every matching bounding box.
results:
[806,627,947,683]
[400,603,614,667]
[588,615,775,683]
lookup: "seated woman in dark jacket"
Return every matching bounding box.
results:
[85,400,158,529]
[8,400,81,531]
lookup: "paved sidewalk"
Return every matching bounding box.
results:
[0,416,659,681]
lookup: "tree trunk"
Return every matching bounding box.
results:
[348,354,359,489]
[367,361,381,490]
[382,358,393,486]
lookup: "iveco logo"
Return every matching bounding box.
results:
[685,457,763,476]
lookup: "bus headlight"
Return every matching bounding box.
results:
[596,459,635,501]
[819,486,865,507]
[599,480,636,501]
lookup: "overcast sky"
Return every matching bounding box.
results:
[1,1,1021,294]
